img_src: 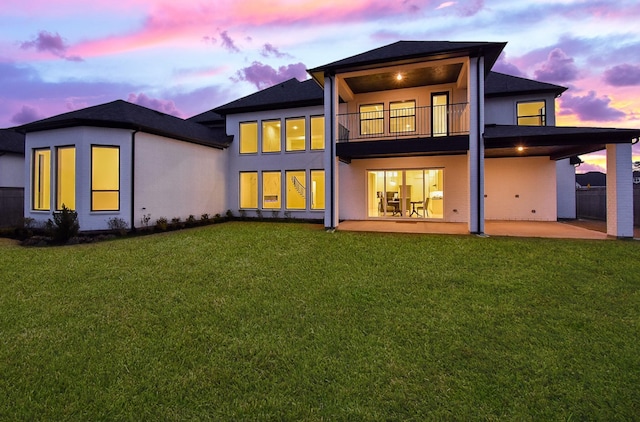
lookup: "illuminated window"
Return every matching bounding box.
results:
[311,116,325,150]
[286,170,306,209]
[239,172,258,209]
[33,149,50,211]
[390,101,416,133]
[262,120,281,153]
[56,146,75,210]
[432,93,449,137]
[360,104,384,135]
[262,171,281,209]
[311,170,325,210]
[517,101,546,126]
[286,118,305,152]
[91,146,119,211]
[239,122,258,154]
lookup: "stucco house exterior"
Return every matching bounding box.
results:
[14,40,640,237]
[0,128,25,227]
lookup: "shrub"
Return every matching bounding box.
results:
[170,217,183,229]
[271,210,280,219]
[256,209,263,220]
[140,213,151,228]
[155,217,168,231]
[47,205,79,244]
[225,209,234,219]
[107,217,128,236]
[200,213,210,223]
[186,215,197,227]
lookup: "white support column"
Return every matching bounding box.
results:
[323,73,339,230]
[467,56,485,234]
[606,143,634,238]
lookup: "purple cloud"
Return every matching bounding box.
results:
[232,62,308,90]
[559,91,626,122]
[11,105,44,125]
[260,43,291,59]
[604,64,640,87]
[534,48,578,83]
[219,30,239,53]
[492,54,525,77]
[456,0,484,17]
[127,93,182,117]
[20,30,83,61]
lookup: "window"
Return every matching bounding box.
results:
[239,172,258,208]
[390,101,416,133]
[262,120,281,153]
[311,170,325,210]
[311,116,325,150]
[33,149,50,211]
[286,170,306,209]
[517,101,546,126]
[360,104,384,135]
[262,171,281,209]
[432,93,449,137]
[56,146,75,210]
[286,118,306,152]
[239,122,258,154]
[91,146,119,211]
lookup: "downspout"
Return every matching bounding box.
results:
[476,53,483,234]
[131,130,139,232]
[328,71,336,230]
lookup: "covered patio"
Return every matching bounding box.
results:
[337,220,638,240]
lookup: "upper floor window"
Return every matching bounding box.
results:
[360,104,384,135]
[285,118,305,152]
[32,149,51,211]
[91,146,119,211]
[310,116,325,150]
[262,120,281,153]
[517,101,546,126]
[390,101,416,133]
[239,121,258,154]
[56,146,75,210]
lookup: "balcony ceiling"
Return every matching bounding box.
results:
[344,63,463,94]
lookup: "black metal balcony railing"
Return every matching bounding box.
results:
[337,103,469,142]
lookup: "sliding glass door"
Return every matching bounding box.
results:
[367,169,444,219]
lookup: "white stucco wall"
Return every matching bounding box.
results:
[0,153,25,188]
[556,158,576,219]
[225,106,325,220]
[484,156,557,221]
[338,155,469,222]
[24,127,133,231]
[134,133,227,226]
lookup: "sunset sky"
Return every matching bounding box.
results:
[2,0,639,171]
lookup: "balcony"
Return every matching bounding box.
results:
[337,103,469,143]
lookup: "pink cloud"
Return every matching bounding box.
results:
[533,48,578,83]
[604,64,640,87]
[492,54,525,77]
[127,93,183,117]
[232,62,308,90]
[20,30,83,61]
[559,91,626,122]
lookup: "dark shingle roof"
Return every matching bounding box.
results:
[19,100,231,149]
[187,109,225,125]
[308,41,506,75]
[484,124,640,143]
[485,72,567,97]
[214,78,323,115]
[0,129,25,154]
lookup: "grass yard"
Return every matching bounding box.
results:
[0,222,638,420]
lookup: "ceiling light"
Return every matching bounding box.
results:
[517,146,524,152]
[396,73,403,81]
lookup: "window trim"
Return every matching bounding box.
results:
[32,148,51,211]
[91,145,120,212]
[55,145,76,211]
[239,171,258,209]
[261,119,282,153]
[285,117,307,152]
[261,170,282,209]
[239,121,258,154]
[285,169,307,210]
[431,92,450,137]
[359,103,385,136]
[310,169,325,210]
[517,100,547,126]
[389,100,416,134]
[310,115,325,150]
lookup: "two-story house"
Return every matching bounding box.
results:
[17,40,640,237]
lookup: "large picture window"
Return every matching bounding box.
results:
[286,118,305,152]
[32,149,51,211]
[262,120,281,153]
[360,104,384,136]
[239,172,258,209]
[311,170,325,210]
[286,170,306,209]
[262,171,281,209]
[56,146,75,210]
[310,116,325,150]
[239,121,258,154]
[517,101,546,126]
[390,101,416,133]
[91,146,119,211]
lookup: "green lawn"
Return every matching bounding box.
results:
[1,222,638,420]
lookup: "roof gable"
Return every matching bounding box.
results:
[485,72,567,97]
[19,100,231,149]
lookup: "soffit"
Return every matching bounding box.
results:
[343,63,463,94]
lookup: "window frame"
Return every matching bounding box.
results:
[239,171,258,209]
[261,119,282,153]
[32,148,51,211]
[55,145,76,211]
[262,171,282,209]
[91,145,120,212]
[359,103,384,136]
[310,169,325,210]
[517,100,547,126]
[389,100,416,134]
[239,121,258,154]
[285,170,306,210]
[285,117,306,152]
[310,115,325,150]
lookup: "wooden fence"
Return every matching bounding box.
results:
[576,186,640,225]
[0,188,24,228]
